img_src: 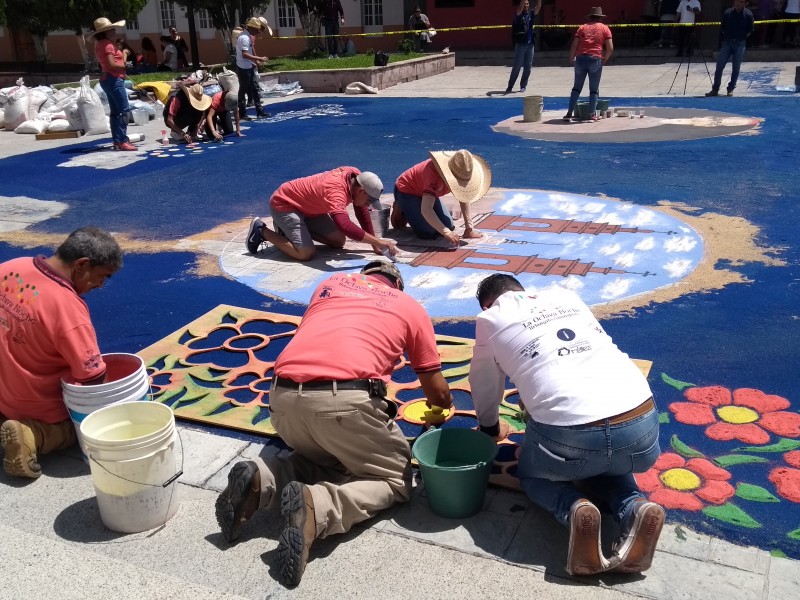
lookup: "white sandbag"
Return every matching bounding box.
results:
[4,79,30,130]
[42,88,79,114]
[47,118,73,132]
[28,87,50,118]
[345,81,379,95]
[15,117,50,134]
[0,108,4,124]
[65,104,84,131]
[78,75,109,135]
[129,99,155,118]
[217,68,239,94]
[93,82,111,116]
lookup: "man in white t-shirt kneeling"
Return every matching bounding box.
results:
[469,274,665,577]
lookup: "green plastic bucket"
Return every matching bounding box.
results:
[412,428,498,519]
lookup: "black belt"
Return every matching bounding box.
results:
[580,398,656,428]
[273,376,386,396]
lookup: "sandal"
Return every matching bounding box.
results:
[589,115,601,122]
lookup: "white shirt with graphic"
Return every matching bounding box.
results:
[469,289,652,428]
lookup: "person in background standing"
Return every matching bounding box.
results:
[236,17,269,120]
[169,25,190,68]
[783,0,800,47]
[505,0,543,94]
[92,17,137,151]
[675,0,702,57]
[140,36,158,68]
[706,0,754,96]
[323,0,345,58]
[157,35,178,71]
[562,7,613,122]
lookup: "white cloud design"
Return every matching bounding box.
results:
[447,272,488,300]
[600,278,633,300]
[581,202,605,214]
[409,269,456,289]
[598,212,625,224]
[634,237,656,251]
[599,243,622,256]
[628,209,658,227]
[614,252,637,268]
[500,192,534,213]
[663,259,693,278]
[664,236,698,252]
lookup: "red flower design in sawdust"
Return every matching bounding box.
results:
[636,452,735,511]
[768,450,800,504]
[669,386,800,445]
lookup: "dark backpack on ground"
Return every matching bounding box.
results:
[374,51,389,67]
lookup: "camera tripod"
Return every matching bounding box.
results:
[668,26,713,95]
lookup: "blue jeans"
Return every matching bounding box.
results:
[99,74,130,144]
[393,186,454,239]
[712,40,746,93]
[567,55,603,117]
[507,43,534,91]
[517,405,660,527]
[236,66,262,116]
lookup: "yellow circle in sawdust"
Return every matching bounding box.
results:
[660,467,701,491]
[401,399,451,424]
[716,405,759,424]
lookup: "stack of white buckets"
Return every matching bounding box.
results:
[61,353,181,533]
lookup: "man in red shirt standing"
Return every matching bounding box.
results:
[0,227,123,479]
[246,167,397,261]
[216,260,453,586]
[563,7,614,122]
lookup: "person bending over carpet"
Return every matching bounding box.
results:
[216,261,453,586]
[469,274,665,576]
[0,227,123,480]
[163,82,212,143]
[391,149,489,246]
[245,167,397,261]
[205,88,242,140]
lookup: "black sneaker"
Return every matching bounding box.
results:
[277,481,316,586]
[255,110,272,118]
[246,217,265,254]
[726,90,734,96]
[705,90,719,97]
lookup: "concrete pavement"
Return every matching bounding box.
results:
[2,61,800,600]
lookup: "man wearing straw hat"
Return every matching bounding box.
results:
[391,149,490,246]
[236,17,270,120]
[163,82,212,143]
[469,274,665,576]
[0,228,123,480]
[216,260,453,586]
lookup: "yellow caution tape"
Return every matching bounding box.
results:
[273,19,800,40]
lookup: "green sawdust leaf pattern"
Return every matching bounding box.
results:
[771,549,788,557]
[661,372,695,391]
[788,529,800,542]
[702,503,761,528]
[658,411,670,424]
[735,438,800,453]
[714,454,770,467]
[670,434,704,458]
[735,483,780,503]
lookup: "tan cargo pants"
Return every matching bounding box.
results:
[258,385,412,539]
[0,411,76,454]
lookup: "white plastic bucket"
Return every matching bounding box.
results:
[62,353,151,460]
[80,401,182,533]
[131,108,148,125]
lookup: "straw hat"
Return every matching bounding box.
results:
[428,149,492,205]
[180,83,212,112]
[587,7,607,18]
[245,17,262,31]
[258,17,273,37]
[91,17,126,37]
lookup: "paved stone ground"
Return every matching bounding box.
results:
[1,62,799,600]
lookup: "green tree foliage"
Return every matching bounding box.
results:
[172,1,273,57]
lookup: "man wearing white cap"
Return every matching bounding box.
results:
[247,168,397,261]
[392,149,490,246]
[216,260,453,585]
[236,17,269,120]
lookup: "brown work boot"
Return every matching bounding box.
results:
[215,460,265,543]
[566,499,608,575]
[610,500,665,573]
[1,420,41,479]
[277,481,317,586]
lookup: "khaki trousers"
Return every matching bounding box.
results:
[0,411,76,454]
[258,385,412,539]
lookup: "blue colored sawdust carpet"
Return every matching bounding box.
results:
[0,95,798,558]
